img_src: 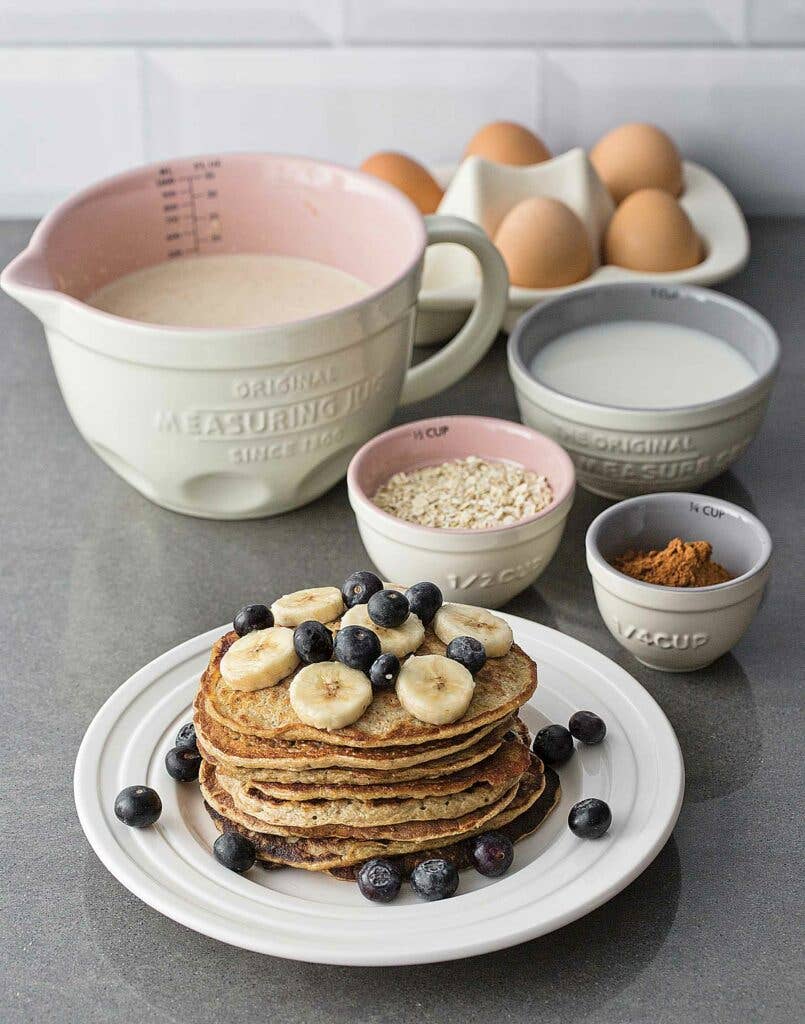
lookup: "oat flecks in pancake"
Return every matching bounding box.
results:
[201,629,537,747]
[201,756,555,872]
[215,732,527,801]
[196,717,515,787]
[217,738,530,827]
[194,688,514,771]
[200,758,520,841]
[329,765,561,880]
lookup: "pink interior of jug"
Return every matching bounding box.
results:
[18,153,426,301]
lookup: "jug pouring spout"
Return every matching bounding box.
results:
[1,246,63,325]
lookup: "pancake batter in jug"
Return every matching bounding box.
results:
[88,252,373,328]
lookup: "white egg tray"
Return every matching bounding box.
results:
[415,148,750,346]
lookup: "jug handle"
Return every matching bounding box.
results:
[399,215,508,407]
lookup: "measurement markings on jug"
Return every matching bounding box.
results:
[156,160,223,259]
[154,373,387,441]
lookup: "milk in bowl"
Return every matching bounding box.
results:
[529,320,757,409]
[507,283,779,498]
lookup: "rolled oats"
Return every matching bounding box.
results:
[372,456,553,529]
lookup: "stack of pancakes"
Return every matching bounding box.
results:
[195,624,560,879]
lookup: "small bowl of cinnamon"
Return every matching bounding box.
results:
[585,491,771,672]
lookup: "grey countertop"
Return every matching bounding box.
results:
[1,218,802,1024]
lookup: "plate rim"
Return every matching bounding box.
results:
[74,614,684,965]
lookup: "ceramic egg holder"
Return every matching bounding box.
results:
[415,148,750,344]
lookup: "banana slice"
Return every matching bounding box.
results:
[341,602,424,658]
[220,627,299,691]
[271,586,344,628]
[289,662,373,730]
[432,603,513,658]
[396,655,475,725]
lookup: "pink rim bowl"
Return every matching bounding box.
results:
[347,415,576,608]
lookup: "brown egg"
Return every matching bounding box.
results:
[604,188,702,271]
[359,151,443,215]
[493,197,592,288]
[464,121,551,167]
[590,123,683,204]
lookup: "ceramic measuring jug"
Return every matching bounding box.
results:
[2,153,508,519]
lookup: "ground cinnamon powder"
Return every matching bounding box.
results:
[611,537,734,587]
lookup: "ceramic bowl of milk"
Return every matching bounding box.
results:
[508,283,779,499]
[1,154,508,518]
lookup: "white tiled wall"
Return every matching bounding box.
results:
[1,0,803,216]
[0,49,143,215]
[344,1,747,44]
[142,48,539,165]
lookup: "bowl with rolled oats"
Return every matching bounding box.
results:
[347,416,575,607]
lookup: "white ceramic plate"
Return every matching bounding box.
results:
[74,614,684,965]
[415,158,749,344]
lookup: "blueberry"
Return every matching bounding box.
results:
[213,832,256,873]
[568,798,612,839]
[405,581,443,626]
[114,786,162,828]
[446,635,486,675]
[233,603,273,637]
[569,710,607,746]
[175,721,197,752]
[532,724,575,766]
[369,652,400,691]
[334,625,381,674]
[410,858,459,901]
[356,857,402,903]
[471,832,514,878]
[341,570,383,609]
[165,745,202,782]
[368,589,410,628]
[293,620,334,664]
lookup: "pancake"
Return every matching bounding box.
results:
[328,765,561,880]
[194,595,547,881]
[202,756,555,872]
[202,629,537,748]
[200,758,521,841]
[195,690,513,772]
[197,716,519,786]
[212,731,528,801]
[218,737,531,823]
